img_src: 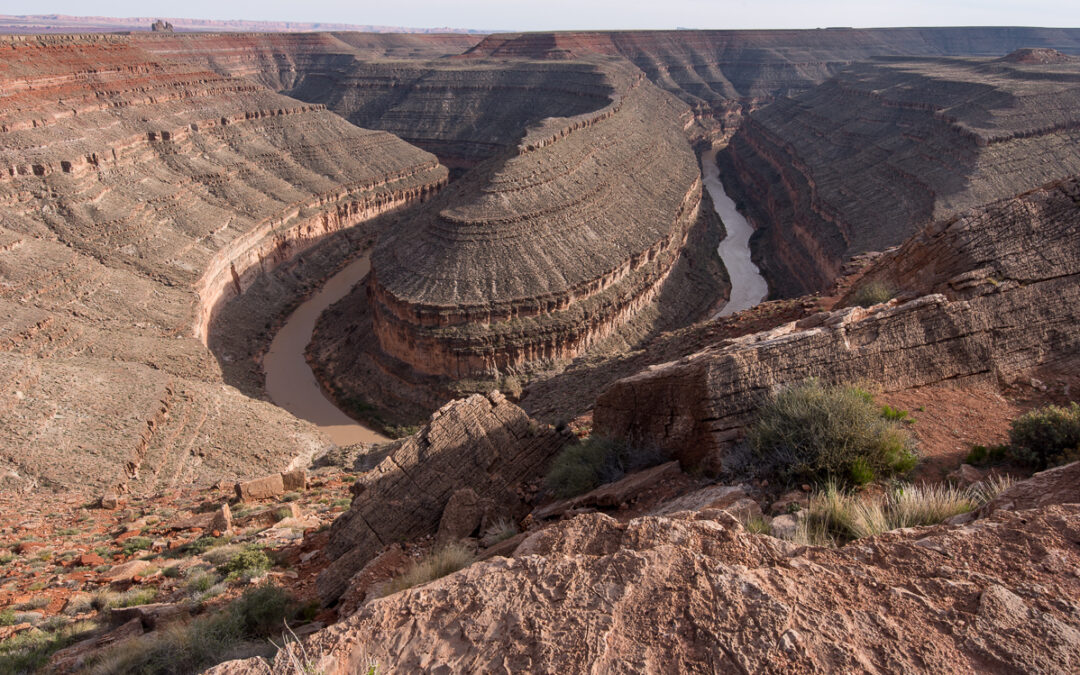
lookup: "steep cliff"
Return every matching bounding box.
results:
[723,52,1080,296]
[593,175,1080,468]
[0,35,446,492]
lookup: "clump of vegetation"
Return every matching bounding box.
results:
[88,585,293,674]
[185,569,219,596]
[0,609,15,627]
[0,619,99,672]
[216,548,271,582]
[384,543,474,596]
[748,380,918,487]
[544,436,665,499]
[849,279,894,308]
[120,536,153,557]
[481,518,518,546]
[784,477,1014,546]
[966,443,1010,466]
[880,404,911,423]
[1007,402,1080,469]
[741,515,772,535]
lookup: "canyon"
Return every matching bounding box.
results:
[1,22,1080,675]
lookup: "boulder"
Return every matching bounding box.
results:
[533,462,683,520]
[109,602,189,630]
[769,513,799,540]
[235,474,285,501]
[436,489,484,545]
[102,560,151,583]
[315,392,569,604]
[281,469,308,491]
[49,618,144,672]
[947,463,984,488]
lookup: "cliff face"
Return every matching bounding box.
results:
[593,176,1080,469]
[0,35,446,492]
[722,53,1080,296]
[464,28,1080,107]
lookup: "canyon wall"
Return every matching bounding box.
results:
[0,35,445,492]
[593,175,1080,469]
[723,52,1080,296]
[365,63,709,379]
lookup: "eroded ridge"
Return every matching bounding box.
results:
[722,52,1080,296]
[593,175,1080,468]
[0,35,446,492]
[365,63,707,379]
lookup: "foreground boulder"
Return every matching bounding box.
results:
[316,391,570,603]
[230,502,1080,673]
[594,177,1080,468]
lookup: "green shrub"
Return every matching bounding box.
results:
[880,405,910,423]
[0,609,15,626]
[748,380,918,487]
[88,585,292,675]
[120,537,153,557]
[217,548,271,581]
[1008,402,1080,469]
[185,570,219,595]
[0,619,98,673]
[849,280,894,308]
[965,443,1009,466]
[544,436,665,499]
[116,587,157,608]
[384,544,474,596]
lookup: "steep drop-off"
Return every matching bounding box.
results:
[594,174,1080,469]
[0,35,445,492]
[723,52,1080,296]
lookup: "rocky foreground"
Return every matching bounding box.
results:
[213,463,1080,674]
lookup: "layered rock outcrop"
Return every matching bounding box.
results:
[0,35,445,491]
[593,176,1080,468]
[362,64,709,381]
[723,53,1080,296]
[316,391,570,603]
[227,502,1080,673]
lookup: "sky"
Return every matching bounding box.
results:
[5,1,1080,32]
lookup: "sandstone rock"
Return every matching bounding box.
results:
[533,461,683,520]
[769,514,799,540]
[771,490,809,515]
[336,544,409,618]
[102,560,151,583]
[235,474,285,502]
[76,553,104,567]
[316,392,568,604]
[280,469,308,491]
[979,461,1080,516]
[109,603,188,630]
[649,482,753,516]
[947,464,984,488]
[436,489,484,545]
[0,623,33,641]
[228,504,1080,673]
[99,494,121,510]
[594,179,1080,467]
[209,504,232,534]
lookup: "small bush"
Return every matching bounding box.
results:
[89,585,292,675]
[162,565,182,579]
[748,380,917,487]
[1008,402,1080,469]
[0,553,13,565]
[217,548,271,581]
[966,443,1009,466]
[185,570,219,595]
[14,597,49,611]
[849,280,894,308]
[116,587,158,608]
[742,515,772,535]
[0,609,15,626]
[120,537,153,557]
[0,619,98,673]
[544,436,665,499]
[880,405,910,423]
[384,544,474,596]
[481,518,518,546]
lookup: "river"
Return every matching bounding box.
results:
[701,148,769,317]
[263,150,766,445]
[263,253,389,446]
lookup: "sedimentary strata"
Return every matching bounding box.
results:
[723,52,1080,296]
[0,35,445,491]
[316,391,570,604]
[363,64,709,382]
[225,501,1080,673]
[593,176,1080,468]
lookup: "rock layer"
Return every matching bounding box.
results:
[593,176,1080,467]
[366,63,707,379]
[0,35,445,491]
[723,53,1080,296]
